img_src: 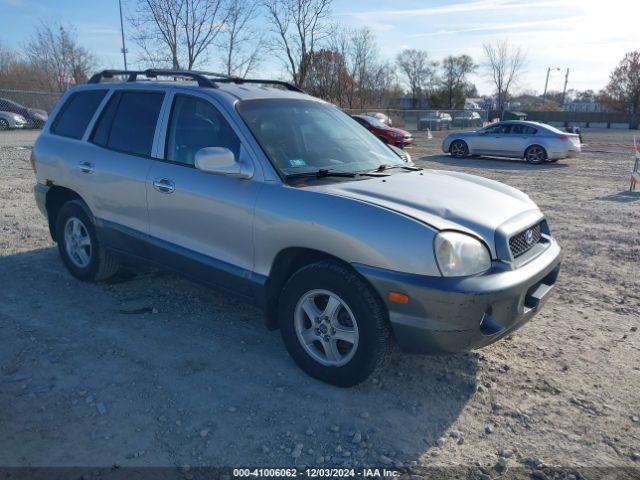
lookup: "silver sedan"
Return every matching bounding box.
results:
[442,120,581,164]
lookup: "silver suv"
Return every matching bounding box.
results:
[33,69,562,387]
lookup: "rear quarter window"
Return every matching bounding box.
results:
[51,90,107,140]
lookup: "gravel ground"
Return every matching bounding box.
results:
[0,127,639,477]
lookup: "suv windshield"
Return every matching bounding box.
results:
[237,99,403,177]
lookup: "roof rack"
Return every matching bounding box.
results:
[87,68,303,92]
[88,69,217,88]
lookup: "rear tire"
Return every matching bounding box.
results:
[278,261,391,387]
[55,200,120,282]
[524,145,547,164]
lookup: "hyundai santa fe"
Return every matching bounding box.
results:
[32,69,562,387]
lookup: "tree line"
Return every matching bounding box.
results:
[0,0,638,118]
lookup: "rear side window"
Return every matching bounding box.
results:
[511,124,537,135]
[91,91,164,157]
[51,90,107,139]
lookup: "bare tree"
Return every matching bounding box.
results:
[130,0,228,69]
[305,48,349,103]
[396,49,437,108]
[217,0,262,77]
[482,40,526,112]
[24,23,96,91]
[263,0,332,88]
[440,54,475,109]
[304,26,398,109]
[345,27,379,108]
[601,51,640,122]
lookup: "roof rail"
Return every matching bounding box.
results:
[87,68,303,92]
[144,69,217,88]
[216,78,303,92]
[88,69,217,88]
[88,70,142,83]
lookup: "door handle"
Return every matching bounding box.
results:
[78,161,94,174]
[153,178,175,194]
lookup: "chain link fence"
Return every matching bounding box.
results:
[343,108,491,132]
[0,89,62,113]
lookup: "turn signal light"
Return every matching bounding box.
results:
[387,291,409,304]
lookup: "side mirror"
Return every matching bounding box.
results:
[195,147,253,179]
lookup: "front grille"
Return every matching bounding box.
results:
[509,223,542,258]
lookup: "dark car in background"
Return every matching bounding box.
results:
[351,114,413,148]
[418,111,452,131]
[453,111,482,128]
[0,98,49,129]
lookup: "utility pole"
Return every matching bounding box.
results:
[561,68,570,109]
[542,67,560,107]
[118,0,128,70]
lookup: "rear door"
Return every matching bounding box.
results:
[507,124,538,156]
[80,89,165,254]
[145,90,261,295]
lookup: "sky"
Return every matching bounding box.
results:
[1,0,639,96]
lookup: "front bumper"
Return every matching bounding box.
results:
[354,239,562,353]
[395,137,414,148]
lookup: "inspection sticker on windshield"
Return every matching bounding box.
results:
[288,158,307,167]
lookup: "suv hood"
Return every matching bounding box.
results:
[317,170,542,257]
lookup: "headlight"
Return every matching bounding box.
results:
[434,231,491,277]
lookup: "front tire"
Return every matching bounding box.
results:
[55,200,120,282]
[524,145,547,164]
[0,119,9,130]
[278,261,391,387]
[450,140,469,158]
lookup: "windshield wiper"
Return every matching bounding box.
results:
[285,168,358,180]
[368,164,423,173]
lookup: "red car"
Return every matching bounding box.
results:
[351,114,414,148]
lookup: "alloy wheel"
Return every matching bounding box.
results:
[526,146,546,163]
[451,141,468,158]
[294,289,359,367]
[63,217,92,268]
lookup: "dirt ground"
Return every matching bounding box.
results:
[1,127,639,478]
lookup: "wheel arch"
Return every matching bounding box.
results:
[45,186,90,240]
[262,247,383,330]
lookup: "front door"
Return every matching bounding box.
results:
[146,92,261,296]
[473,123,512,156]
